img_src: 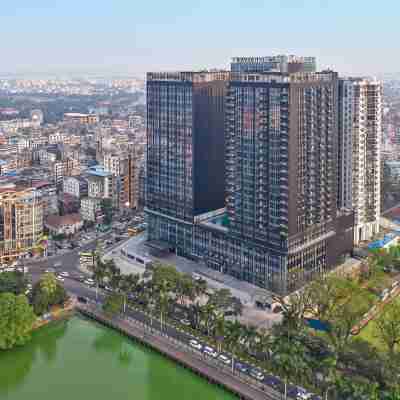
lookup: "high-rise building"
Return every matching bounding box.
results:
[338,78,382,244]
[231,55,316,74]
[146,69,353,294]
[146,71,229,222]
[0,183,44,263]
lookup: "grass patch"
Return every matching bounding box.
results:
[356,297,400,352]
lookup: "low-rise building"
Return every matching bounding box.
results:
[45,213,83,236]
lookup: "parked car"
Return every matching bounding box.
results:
[56,276,65,282]
[249,368,265,381]
[189,339,203,351]
[235,362,248,374]
[60,271,69,277]
[203,346,218,358]
[180,318,191,326]
[218,354,231,365]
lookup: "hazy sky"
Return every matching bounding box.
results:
[1,0,398,77]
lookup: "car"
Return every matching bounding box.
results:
[235,362,248,374]
[45,268,55,273]
[203,346,218,358]
[27,283,32,289]
[56,276,65,282]
[189,339,203,351]
[287,386,313,400]
[77,296,88,304]
[60,271,69,277]
[218,354,231,365]
[84,279,95,286]
[180,318,191,326]
[54,262,62,268]
[249,368,265,381]
[264,374,283,389]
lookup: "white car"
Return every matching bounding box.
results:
[56,276,65,282]
[189,339,203,351]
[60,271,69,277]
[203,346,218,358]
[84,279,95,286]
[250,368,265,381]
[218,354,231,365]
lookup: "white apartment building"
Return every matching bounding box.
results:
[63,176,88,198]
[339,79,382,245]
[80,197,101,222]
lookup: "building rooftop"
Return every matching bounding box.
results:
[46,213,82,228]
[86,166,112,178]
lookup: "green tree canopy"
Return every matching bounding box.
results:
[0,271,28,295]
[0,293,36,350]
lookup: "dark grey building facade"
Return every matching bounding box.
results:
[146,71,228,222]
[146,70,353,294]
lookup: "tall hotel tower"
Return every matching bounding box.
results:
[146,69,354,294]
[338,79,382,245]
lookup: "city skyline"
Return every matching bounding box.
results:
[1,0,400,77]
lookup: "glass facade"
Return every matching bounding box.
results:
[146,71,354,295]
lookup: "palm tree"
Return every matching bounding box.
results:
[119,275,135,314]
[157,279,170,333]
[225,320,243,374]
[255,328,272,362]
[200,302,216,336]
[89,261,107,301]
[214,313,226,353]
[271,336,309,400]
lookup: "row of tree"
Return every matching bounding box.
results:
[90,253,400,399]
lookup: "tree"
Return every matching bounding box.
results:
[0,293,36,350]
[376,302,400,356]
[103,293,123,316]
[214,313,226,353]
[225,320,244,373]
[0,271,28,295]
[209,288,242,316]
[326,289,371,354]
[271,336,310,399]
[31,274,67,315]
[39,273,58,298]
[273,289,312,339]
[120,273,140,313]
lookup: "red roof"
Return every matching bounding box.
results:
[45,213,82,228]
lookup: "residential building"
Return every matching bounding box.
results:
[63,176,88,198]
[0,183,44,262]
[80,197,102,222]
[231,55,317,74]
[86,165,116,206]
[146,70,353,294]
[63,113,99,125]
[146,71,229,222]
[338,79,382,244]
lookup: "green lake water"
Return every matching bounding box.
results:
[0,316,236,400]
